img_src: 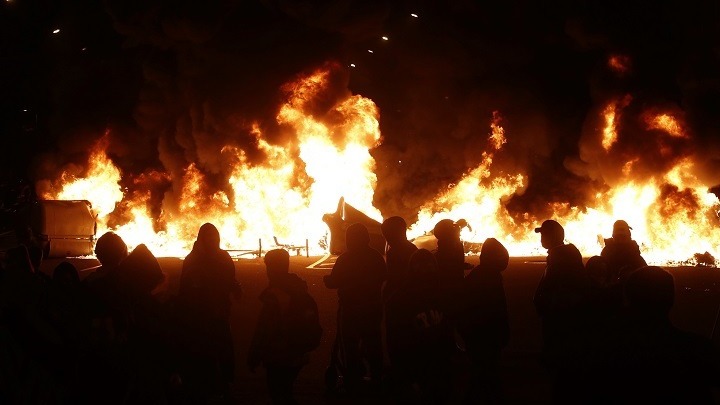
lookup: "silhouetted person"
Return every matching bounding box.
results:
[432,219,466,291]
[532,220,595,402]
[324,223,386,395]
[116,244,171,404]
[380,216,418,379]
[601,220,647,283]
[248,249,320,405]
[588,266,720,404]
[178,222,241,402]
[456,238,510,404]
[387,248,455,404]
[78,231,130,404]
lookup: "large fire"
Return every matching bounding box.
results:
[37,65,720,265]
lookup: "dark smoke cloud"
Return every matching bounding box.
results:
[18,0,720,224]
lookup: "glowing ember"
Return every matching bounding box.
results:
[608,54,631,75]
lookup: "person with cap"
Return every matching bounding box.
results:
[432,219,467,291]
[532,219,596,402]
[600,219,647,283]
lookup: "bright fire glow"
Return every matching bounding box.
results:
[37,68,719,266]
[608,54,630,74]
[41,66,381,257]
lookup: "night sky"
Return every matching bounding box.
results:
[1,0,719,221]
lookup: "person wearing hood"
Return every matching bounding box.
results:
[456,238,510,404]
[324,223,386,394]
[248,249,318,405]
[178,223,242,402]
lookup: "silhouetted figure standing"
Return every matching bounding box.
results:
[387,249,456,404]
[432,219,466,291]
[324,223,386,395]
[589,266,720,404]
[116,244,169,404]
[80,231,130,404]
[179,223,242,403]
[456,238,510,405]
[600,220,647,283]
[248,249,321,405]
[380,216,418,379]
[532,220,595,403]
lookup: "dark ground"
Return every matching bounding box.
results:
[38,255,720,404]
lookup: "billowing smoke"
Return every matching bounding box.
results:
[32,1,720,228]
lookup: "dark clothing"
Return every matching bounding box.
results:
[457,266,510,354]
[454,265,509,404]
[434,238,466,291]
[179,241,238,320]
[534,243,596,370]
[177,234,240,399]
[249,273,312,405]
[248,273,312,369]
[383,239,418,368]
[324,246,386,310]
[384,240,418,300]
[582,315,720,404]
[324,244,385,389]
[387,272,455,403]
[601,238,647,282]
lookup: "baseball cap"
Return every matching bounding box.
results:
[534,219,564,235]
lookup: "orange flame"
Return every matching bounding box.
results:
[608,54,631,75]
[601,95,632,151]
[645,112,687,138]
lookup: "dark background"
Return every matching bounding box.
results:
[1,0,719,222]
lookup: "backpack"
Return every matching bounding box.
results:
[283,290,323,353]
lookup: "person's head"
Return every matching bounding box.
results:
[624,266,674,318]
[196,223,221,250]
[381,216,408,246]
[612,220,632,241]
[119,244,164,296]
[585,255,609,285]
[95,232,128,267]
[264,249,290,282]
[534,220,565,250]
[345,223,370,251]
[433,219,460,242]
[53,261,80,284]
[480,238,509,272]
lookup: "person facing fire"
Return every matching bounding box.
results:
[532,219,596,400]
[324,222,386,395]
[456,237,510,404]
[588,266,720,403]
[432,218,467,291]
[600,219,647,282]
[178,222,242,402]
[248,249,321,405]
[380,215,418,380]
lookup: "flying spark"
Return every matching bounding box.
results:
[411,13,419,18]
[350,63,356,68]
[382,36,389,41]
[367,49,374,53]
[52,29,60,34]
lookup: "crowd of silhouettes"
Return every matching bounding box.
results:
[0,216,719,404]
